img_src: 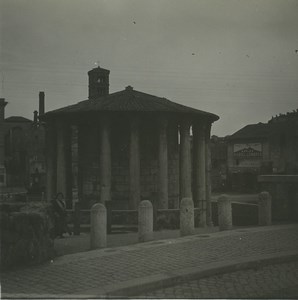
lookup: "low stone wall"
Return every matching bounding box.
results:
[231,202,258,226]
[0,202,55,270]
[68,199,260,231]
[155,208,202,230]
[211,201,258,226]
[68,207,202,230]
[258,175,298,221]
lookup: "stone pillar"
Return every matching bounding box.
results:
[218,194,232,231]
[56,120,72,207]
[258,191,272,226]
[129,117,140,210]
[90,203,107,249]
[205,122,213,226]
[168,121,180,209]
[138,200,153,242]
[193,121,206,227]
[180,197,194,236]
[158,117,168,209]
[45,121,57,201]
[99,116,111,203]
[179,120,192,201]
[73,201,81,236]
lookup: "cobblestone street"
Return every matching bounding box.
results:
[1,224,298,298]
[138,261,298,299]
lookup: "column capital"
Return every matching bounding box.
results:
[157,116,168,129]
[180,119,191,132]
[193,121,207,138]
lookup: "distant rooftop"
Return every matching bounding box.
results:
[5,116,32,123]
[228,123,270,140]
[268,109,298,123]
[228,109,298,141]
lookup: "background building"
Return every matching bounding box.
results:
[210,135,228,192]
[0,93,46,193]
[226,110,298,192]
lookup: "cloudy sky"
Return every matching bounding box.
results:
[1,0,297,136]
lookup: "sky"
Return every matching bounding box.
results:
[0,0,297,137]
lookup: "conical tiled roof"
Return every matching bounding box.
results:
[42,86,219,121]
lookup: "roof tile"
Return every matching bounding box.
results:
[43,89,219,121]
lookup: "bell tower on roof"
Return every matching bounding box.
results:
[88,66,110,99]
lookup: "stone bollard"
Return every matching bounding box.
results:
[258,191,272,226]
[138,200,153,242]
[180,197,194,236]
[218,195,232,231]
[90,203,107,249]
[73,201,81,236]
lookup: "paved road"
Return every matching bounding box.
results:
[139,261,298,299]
[1,224,298,298]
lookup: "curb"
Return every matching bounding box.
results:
[103,251,298,298]
[2,254,298,300]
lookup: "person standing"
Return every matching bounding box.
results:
[52,192,72,238]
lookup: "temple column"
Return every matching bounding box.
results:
[45,121,57,201]
[129,117,140,210]
[193,121,206,227]
[171,122,180,209]
[179,120,192,201]
[99,116,111,203]
[56,120,72,208]
[158,117,168,209]
[205,122,213,226]
[77,124,87,204]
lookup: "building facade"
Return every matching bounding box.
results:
[0,93,46,192]
[210,135,228,192]
[227,111,298,192]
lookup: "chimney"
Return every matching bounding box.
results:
[39,91,45,115]
[0,98,8,123]
[88,66,110,99]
